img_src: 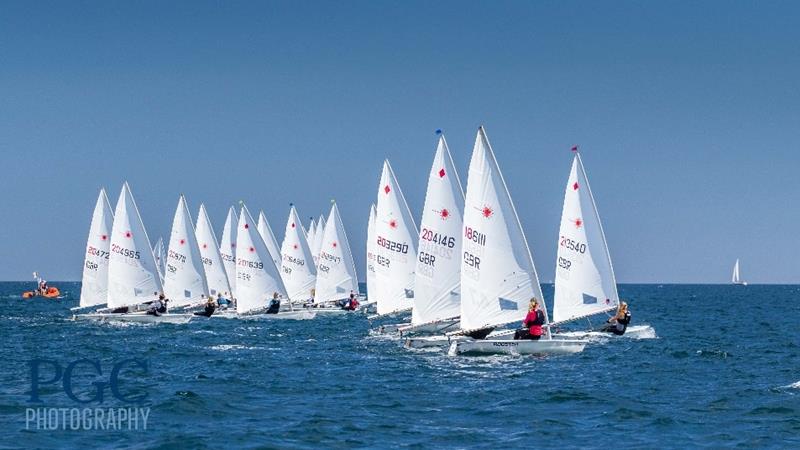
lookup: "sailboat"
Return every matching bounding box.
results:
[75,182,192,323]
[279,204,317,302]
[550,150,621,328]
[401,132,463,335]
[219,206,238,298]
[195,204,232,298]
[306,217,317,263]
[449,128,585,355]
[363,203,378,308]
[549,150,652,339]
[152,236,166,283]
[311,214,327,268]
[231,203,314,320]
[732,259,747,286]
[312,201,359,312]
[371,160,418,318]
[163,195,210,308]
[257,210,283,269]
[77,188,114,310]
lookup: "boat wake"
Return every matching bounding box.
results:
[783,381,800,390]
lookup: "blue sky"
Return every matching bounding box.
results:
[1,1,798,283]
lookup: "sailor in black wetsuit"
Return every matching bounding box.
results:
[266,292,281,314]
[601,302,631,336]
[194,296,217,317]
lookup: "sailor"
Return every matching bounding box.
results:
[194,296,217,317]
[217,293,230,309]
[147,295,164,316]
[342,293,359,311]
[266,292,281,314]
[601,302,631,336]
[514,298,544,340]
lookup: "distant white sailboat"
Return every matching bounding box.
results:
[219,206,238,298]
[79,188,114,309]
[279,204,317,302]
[449,128,585,355]
[404,133,464,334]
[196,204,232,298]
[314,201,358,304]
[372,160,418,317]
[163,195,210,307]
[732,259,747,286]
[257,210,282,269]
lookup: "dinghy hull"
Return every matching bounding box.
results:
[450,338,586,356]
[398,318,460,336]
[74,313,194,324]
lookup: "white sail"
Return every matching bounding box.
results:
[373,160,418,315]
[311,215,327,268]
[235,204,288,314]
[80,188,114,308]
[163,195,210,307]
[279,205,317,301]
[195,204,232,297]
[306,218,317,258]
[459,127,545,331]
[732,259,746,284]
[219,206,238,297]
[366,204,377,301]
[314,202,359,303]
[257,210,282,269]
[106,182,163,309]
[153,237,166,281]
[552,153,619,324]
[412,134,464,325]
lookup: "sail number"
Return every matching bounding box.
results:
[238,259,263,270]
[87,246,109,259]
[377,236,408,254]
[168,250,187,263]
[201,257,213,266]
[111,244,140,260]
[221,253,236,263]
[558,256,572,270]
[560,236,586,253]
[464,227,486,246]
[420,228,456,248]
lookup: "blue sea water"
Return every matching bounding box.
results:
[0,282,798,449]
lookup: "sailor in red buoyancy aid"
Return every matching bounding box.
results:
[514,298,545,340]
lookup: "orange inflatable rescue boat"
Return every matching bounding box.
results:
[22,287,61,299]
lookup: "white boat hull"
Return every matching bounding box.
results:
[398,318,460,335]
[74,312,194,324]
[450,338,587,356]
[556,325,656,340]
[243,310,317,320]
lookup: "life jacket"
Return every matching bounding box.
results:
[526,310,544,336]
